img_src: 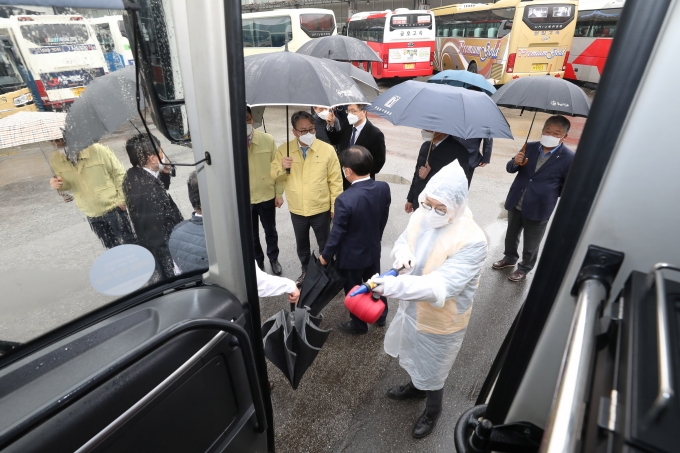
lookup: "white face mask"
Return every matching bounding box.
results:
[540,134,562,148]
[246,123,253,137]
[425,209,451,229]
[298,132,315,147]
[421,130,434,142]
[342,168,350,179]
[317,109,330,121]
[347,113,360,125]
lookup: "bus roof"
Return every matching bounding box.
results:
[88,15,124,24]
[242,8,334,19]
[576,0,625,11]
[349,9,433,21]
[432,0,577,15]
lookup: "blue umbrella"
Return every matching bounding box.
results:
[366,80,512,140]
[428,70,496,96]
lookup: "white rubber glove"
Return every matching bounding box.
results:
[392,249,416,275]
[371,274,446,308]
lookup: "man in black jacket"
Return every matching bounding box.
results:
[451,136,493,186]
[319,146,391,334]
[326,104,386,190]
[405,132,469,213]
[123,133,183,281]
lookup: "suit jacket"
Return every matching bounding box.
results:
[451,136,493,168]
[327,119,386,187]
[321,178,391,270]
[123,167,184,251]
[407,136,470,204]
[504,142,575,221]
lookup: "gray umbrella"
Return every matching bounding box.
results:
[296,35,381,62]
[491,76,591,117]
[63,66,142,163]
[366,80,513,140]
[325,60,379,101]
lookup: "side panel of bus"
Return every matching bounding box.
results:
[91,18,134,72]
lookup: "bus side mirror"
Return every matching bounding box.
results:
[161,104,190,142]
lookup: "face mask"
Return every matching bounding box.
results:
[246,123,253,137]
[421,130,434,141]
[540,134,562,148]
[425,209,451,229]
[317,110,330,121]
[347,113,360,125]
[298,132,315,147]
[342,168,350,179]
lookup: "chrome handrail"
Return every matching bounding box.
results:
[541,279,608,453]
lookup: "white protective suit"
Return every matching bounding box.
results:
[381,162,487,391]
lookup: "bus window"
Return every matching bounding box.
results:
[523,4,575,30]
[242,16,291,48]
[19,22,90,46]
[299,13,334,38]
[92,23,115,53]
[0,45,22,88]
[117,19,127,39]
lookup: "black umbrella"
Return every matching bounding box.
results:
[298,254,346,317]
[262,307,331,390]
[296,35,381,62]
[491,76,591,156]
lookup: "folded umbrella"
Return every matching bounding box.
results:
[428,70,496,96]
[262,307,331,390]
[298,254,346,317]
[366,80,513,140]
[296,35,381,62]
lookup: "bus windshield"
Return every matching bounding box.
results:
[299,13,334,38]
[390,13,432,30]
[19,23,90,46]
[0,46,23,87]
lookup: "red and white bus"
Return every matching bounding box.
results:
[565,0,623,84]
[346,8,435,79]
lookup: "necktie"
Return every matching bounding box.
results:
[349,127,357,147]
[301,146,308,160]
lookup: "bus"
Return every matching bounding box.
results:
[89,15,134,72]
[7,14,108,111]
[346,9,436,79]
[0,23,37,117]
[433,0,578,85]
[565,0,623,84]
[242,9,336,56]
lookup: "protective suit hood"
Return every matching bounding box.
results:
[417,161,469,227]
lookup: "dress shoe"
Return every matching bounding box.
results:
[257,261,265,271]
[412,409,441,439]
[337,321,367,335]
[270,260,282,276]
[492,259,515,270]
[386,382,426,400]
[375,319,386,327]
[508,269,527,282]
[295,272,306,289]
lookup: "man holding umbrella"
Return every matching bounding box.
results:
[492,116,575,282]
[271,111,343,287]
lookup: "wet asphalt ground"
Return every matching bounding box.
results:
[0,76,592,452]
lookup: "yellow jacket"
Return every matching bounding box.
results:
[270,138,343,216]
[248,129,283,204]
[50,143,126,218]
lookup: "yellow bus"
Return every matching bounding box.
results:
[433,0,578,85]
[0,30,36,118]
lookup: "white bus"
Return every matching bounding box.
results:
[242,8,336,56]
[7,14,108,111]
[89,15,134,72]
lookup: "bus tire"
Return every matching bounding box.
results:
[468,61,478,74]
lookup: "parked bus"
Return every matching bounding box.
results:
[565,0,623,84]
[242,9,336,56]
[0,22,37,117]
[7,14,108,111]
[89,15,134,72]
[433,0,578,85]
[346,9,436,79]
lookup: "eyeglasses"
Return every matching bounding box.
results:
[295,126,316,134]
[421,201,447,216]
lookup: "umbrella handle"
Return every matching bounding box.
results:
[286,105,291,174]
[518,142,529,167]
[424,139,435,167]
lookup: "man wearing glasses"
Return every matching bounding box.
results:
[271,111,343,287]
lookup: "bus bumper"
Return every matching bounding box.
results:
[499,71,566,84]
[378,66,433,79]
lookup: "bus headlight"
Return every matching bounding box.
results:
[13,93,32,107]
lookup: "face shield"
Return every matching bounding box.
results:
[417,161,469,227]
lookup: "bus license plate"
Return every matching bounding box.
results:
[72,87,85,97]
[532,63,547,72]
[404,63,415,69]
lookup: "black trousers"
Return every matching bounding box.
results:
[87,206,136,249]
[341,262,388,332]
[147,245,175,282]
[251,198,279,264]
[465,166,475,187]
[426,388,444,413]
[503,208,549,273]
[290,211,331,272]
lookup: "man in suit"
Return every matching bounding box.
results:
[326,104,386,190]
[492,116,575,282]
[319,146,391,334]
[405,131,469,213]
[123,133,184,281]
[451,137,493,186]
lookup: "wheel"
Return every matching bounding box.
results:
[468,61,478,74]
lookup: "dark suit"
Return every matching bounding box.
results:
[503,142,574,272]
[321,178,391,331]
[123,167,184,280]
[327,119,386,189]
[407,136,469,208]
[451,136,493,186]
